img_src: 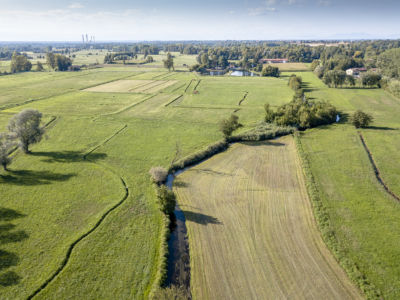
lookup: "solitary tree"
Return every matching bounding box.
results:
[163,53,174,71]
[350,110,373,128]
[46,52,56,69]
[219,114,242,138]
[8,109,45,154]
[0,133,16,171]
[36,61,44,72]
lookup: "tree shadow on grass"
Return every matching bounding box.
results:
[240,141,286,147]
[365,126,397,131]
[0,207,27,287]
[31,151,107,163]
[0,169,76,186]
[0,271,21,286]
[182,210,222,226]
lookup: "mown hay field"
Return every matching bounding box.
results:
[174,137,361,300]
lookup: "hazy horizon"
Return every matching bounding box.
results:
[0,0,399,41]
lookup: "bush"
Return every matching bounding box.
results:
[152,285,189,300]
[157,186,176,216]
[149,166,168,184]
[387,79,400,97]
[350,110,373,128]
[219,114,242,138]
[261,65,280,77]
[288,74,302,90]
[264,99,337,129]
[170,140,229,172]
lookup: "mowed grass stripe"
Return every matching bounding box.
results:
[174,137,361,300]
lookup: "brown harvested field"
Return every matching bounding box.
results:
[174,136,362,300]
[84,79,154,92]
[132,80,177,93]
[275,62,309,71]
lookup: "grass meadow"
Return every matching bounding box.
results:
[0,54,399,299]
[293,71,400,299]
[0,60,286,299]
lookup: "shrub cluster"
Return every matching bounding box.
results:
[149,166,168,184]
[228,123,294,142]
[264,99,337,129]
[350,110,373,128]
[170,140,229,172]
[157,185,176,216]
[219,114,242,138]
[261,65,280,77]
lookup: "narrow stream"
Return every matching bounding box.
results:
[165,169,191,296]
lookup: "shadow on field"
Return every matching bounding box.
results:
[241,141,286,147]
[0,207,27,287]
[31,151,107,163]
[194,168,233,176]
[0,169,76,186]
[366,126,397,131]
[182,210,222,226]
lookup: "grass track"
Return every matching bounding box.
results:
[174,136,361,299]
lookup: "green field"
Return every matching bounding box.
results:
[1,55,399,299]
[0,62,283,299]
[294,72,400,299]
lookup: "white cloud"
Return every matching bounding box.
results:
[318,0,331,6]
[248,7,276,16]
[68,2,84,9]
[248,0,277,16]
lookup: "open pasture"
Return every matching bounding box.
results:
[174,137,361,300]
[297,71,400,299]
[178,76,293,108]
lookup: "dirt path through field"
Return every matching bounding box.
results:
[174,136,362,300]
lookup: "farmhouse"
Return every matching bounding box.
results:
[346,67,367,77]
[260,58,288,64]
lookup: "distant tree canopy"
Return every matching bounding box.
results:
[10,52,32,73]
[46,53,72,71]
[36,61,44,71]
[262,65,280,77]
[265,99,337,129]
[350,110,373,128]
[361,72,382,87]
[377,48,400,79]
[323,70,347,88]
[163,53,174,71]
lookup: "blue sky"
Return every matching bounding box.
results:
[0,0,399,41]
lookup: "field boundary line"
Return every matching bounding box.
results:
[27,125,130,300]
[184,79,194,93]
[358,132,400,202]
[93,94,158,120]
[193,79,201,91]
[81,72,144,91]
[164,95,183,107]
[170,82,187,93]
[238,91,248,106]
[294,132,381,299]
